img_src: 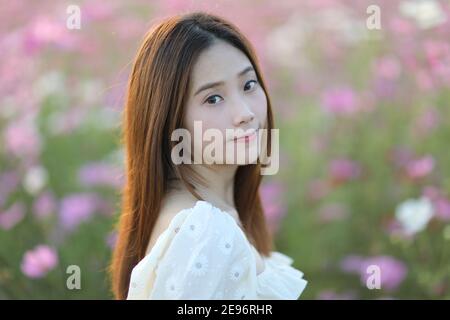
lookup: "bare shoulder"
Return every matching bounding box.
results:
[145,191,199,255]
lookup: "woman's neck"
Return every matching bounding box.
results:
[170,163,238,213]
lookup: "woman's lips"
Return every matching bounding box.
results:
[233,130,257,143]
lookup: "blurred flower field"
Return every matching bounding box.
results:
[1,0,450,299]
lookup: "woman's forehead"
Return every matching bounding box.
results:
[190,41,252,85]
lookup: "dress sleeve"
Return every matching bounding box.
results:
[256,251,308,299]
[127,201,257,300]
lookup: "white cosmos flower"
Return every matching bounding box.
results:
[399,0,447,30]
[23,165,48,195]
[395,197,434,235]
[33,70,65,100]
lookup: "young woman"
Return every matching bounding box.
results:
[109,11,307,300]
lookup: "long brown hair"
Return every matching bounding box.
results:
[109,11,275,300]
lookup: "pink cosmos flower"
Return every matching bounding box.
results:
[340,255,407,291]
[0,202,25,230]
[21,245,58,278]
[320,86,359,115]
[422,186,450,221]
[0,171,20,208]
[59,193,101,231]
[33,191,57,219]
[405,155,435,179]
[4,119,42,159]
[328,158,362,184]
[78,162,124,189]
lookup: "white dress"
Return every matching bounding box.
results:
[127,200,307,300]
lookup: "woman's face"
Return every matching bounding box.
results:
[183,40,268,165]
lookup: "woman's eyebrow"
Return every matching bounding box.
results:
[193,66,255,96]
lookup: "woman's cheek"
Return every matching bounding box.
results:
[253,90,268,124]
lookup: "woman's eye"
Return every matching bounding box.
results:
[244,80,258,91]
[204,95,223,105]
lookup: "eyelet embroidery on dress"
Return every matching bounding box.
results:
[190,253,209,277]
[165,275,181,299]
[182,213,206,239]
[128,200,307,300]
[218,235,234,255]
[229,262,246,282]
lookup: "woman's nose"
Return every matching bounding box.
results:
[232,100,255,126]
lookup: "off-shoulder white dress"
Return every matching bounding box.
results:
[127,200,307,300]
